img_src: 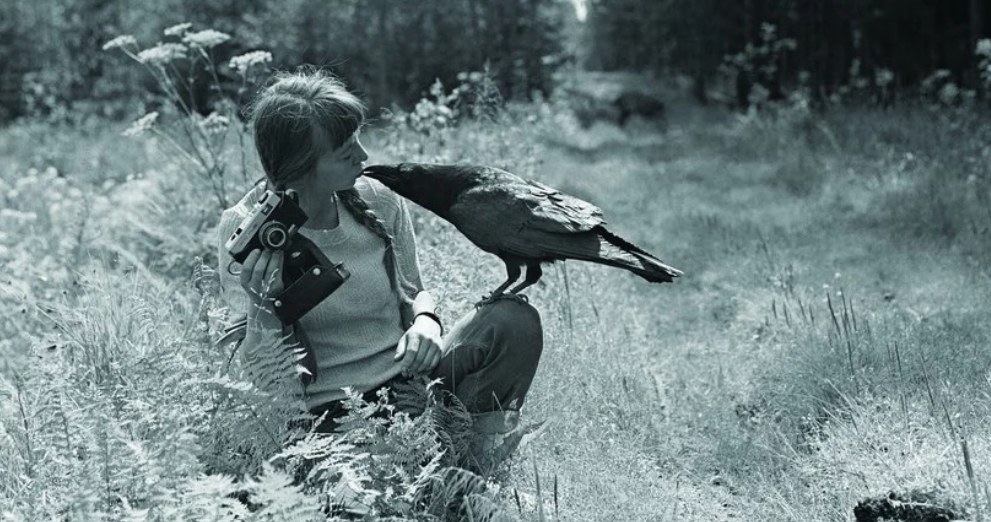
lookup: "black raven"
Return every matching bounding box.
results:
[362,163,682,299]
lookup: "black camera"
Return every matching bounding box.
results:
[226,189,307,264]
[225,189,349,325]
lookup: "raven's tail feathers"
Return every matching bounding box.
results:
[590,227,682,283]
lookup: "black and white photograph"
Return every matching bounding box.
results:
[1,1,991,520]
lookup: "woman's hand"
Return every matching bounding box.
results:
[239,248,285,312]
[395,315,443,375]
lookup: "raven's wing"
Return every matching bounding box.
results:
[447,176,680,281]
[517,179,605,233]
[448,179,605,257]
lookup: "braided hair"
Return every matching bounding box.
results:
[337,189,415,310]
[249,69,413,312]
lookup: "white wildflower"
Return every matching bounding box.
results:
[136,42,187,65]
[977,39,991,57]
[0,209,38,224]
[229,50,272,74]
[102,34,137,51]
[123,111,159,137]
[874,68,894,87]
[164,22,193,37]
[17,171,37,187]
[199,112,230,135]
[183,29,231,49]
[939,82,959,105]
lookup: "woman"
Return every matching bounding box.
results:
[216,70,544,473]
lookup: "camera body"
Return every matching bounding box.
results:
[226,189,308,264]
[226,189,349,325]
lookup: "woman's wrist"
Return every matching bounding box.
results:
[246,304,284,333]
[413,312,443,336]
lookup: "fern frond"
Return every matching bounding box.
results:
[242,463,323,521]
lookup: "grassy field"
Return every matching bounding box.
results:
[2,85,991,521]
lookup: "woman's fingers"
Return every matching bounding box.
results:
[410,338,442,374]
[425,348,442,372]
[239,249,261,289]
[266,250,284,294]
[239,248,285,300]
[397,326,444,374]
[413,338,433,372]
[250,249,272,298]
[402,336,422,372]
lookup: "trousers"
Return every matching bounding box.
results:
[308,298,543,433]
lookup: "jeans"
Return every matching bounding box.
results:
[309,298,543,433]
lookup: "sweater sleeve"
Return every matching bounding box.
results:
[217,207,250,319]
[392,197,425,296]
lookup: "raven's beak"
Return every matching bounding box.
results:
[361,164,402,187]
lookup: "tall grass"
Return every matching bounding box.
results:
[3,64,991,520]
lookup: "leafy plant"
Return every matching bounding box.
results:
[103,23,273,209]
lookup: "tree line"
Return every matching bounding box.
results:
[0,0,567,123]
[586,0,989,107]
[1,0,988,124]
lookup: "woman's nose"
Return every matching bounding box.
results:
[355,143,369,163]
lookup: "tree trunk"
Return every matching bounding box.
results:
[375,0,389,107]
[968,0,985,91]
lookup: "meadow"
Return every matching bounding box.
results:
[2,71,991,521]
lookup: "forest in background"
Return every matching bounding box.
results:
[1,0,990,124]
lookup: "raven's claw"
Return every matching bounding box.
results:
[475,292,529,308]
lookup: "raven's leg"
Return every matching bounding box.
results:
[509,261,543,295]
[483,258,522,300]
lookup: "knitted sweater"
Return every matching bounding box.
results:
[217,177,424,409]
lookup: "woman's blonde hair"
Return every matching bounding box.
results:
[250,69,414,312]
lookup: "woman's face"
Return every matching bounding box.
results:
[306,128,369,195]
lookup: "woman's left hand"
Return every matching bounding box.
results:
[395,315,444,375]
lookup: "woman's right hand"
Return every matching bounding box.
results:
[239,248,285,311]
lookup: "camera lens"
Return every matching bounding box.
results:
[259,222,289,249]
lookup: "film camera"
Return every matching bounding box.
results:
[225,189,349,325]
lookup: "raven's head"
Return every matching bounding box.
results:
[362,162,472,216]
[361,163,422,193]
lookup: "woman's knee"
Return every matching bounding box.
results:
[482,297,541,332]
[479,298,543,357]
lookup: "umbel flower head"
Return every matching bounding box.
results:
[183,29,231,49]
[229,51,272,74]
[123,111,159,137]
[102,34,137,51]
[164,22,193,37]
[199,112,230,135]
[137,43,188,65]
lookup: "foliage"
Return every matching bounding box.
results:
[587,0,989,106]
[718,24,796,107]
[103,22,272,209]
[382,67,505,140]
[0,0,567,124]
[0,264,514,520]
